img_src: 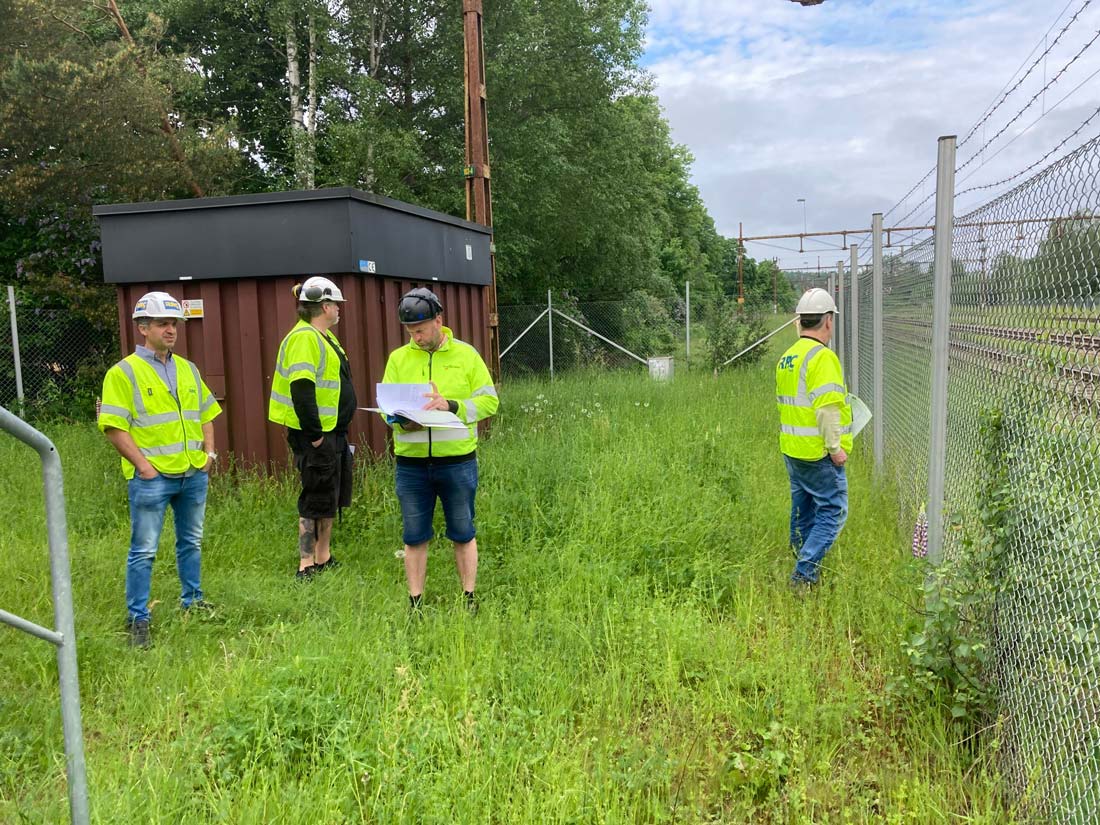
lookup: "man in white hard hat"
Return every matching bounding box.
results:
[98,291,222,648]
[268,276,358,579]
[775,287,853,590]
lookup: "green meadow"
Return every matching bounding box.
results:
[0,342,1011,823]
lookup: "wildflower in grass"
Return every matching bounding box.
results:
[912,507,929,558]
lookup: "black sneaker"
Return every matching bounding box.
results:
[464,591,478,616]
[316,557,341,572]
[788,577,818,597]
[295,565,318,581]
[183,599,217,614]
[409,594,423,612]
[127,619,151,649]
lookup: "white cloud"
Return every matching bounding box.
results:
[643,0,1100,270]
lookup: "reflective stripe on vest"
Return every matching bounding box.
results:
[776,340,853,460]
[382,328,497,459]
[111,355,209,476]
[394,426,471,444]
[268,322,344,431]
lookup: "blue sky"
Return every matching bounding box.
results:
[640,0,1100,271]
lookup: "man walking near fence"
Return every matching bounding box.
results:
[775,287,852,590]
[98,291,222,648]
[382,287,499,613]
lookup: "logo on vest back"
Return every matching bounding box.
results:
[779,355,797,371]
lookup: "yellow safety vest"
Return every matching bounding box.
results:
[381,326,499,458]
[268,320,346,432]
[98,353,221,479]
[775,337,853,460]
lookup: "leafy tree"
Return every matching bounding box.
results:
[0,0,763,390]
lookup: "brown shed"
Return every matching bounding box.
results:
[93,188,494,469]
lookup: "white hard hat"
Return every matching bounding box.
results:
[297,276,346,302]
[133,291,185,320]
[795,287,838,315]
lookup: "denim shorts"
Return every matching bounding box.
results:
[395,458,478,545]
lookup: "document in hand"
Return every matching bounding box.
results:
[360,383,467,429]
[848,393,872,438]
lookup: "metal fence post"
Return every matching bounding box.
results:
[547,290,554,381]
[835,261,843,356]
[849,244,860,398]
[7,286,24,412]
[926,136,957,565]
[0,405,89,825]
[685,281,691,370]
[872,212,884,476]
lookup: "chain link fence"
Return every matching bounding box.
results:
[499,297,659,377]
[840,134,1100,824]
[499,291,781,379]
[0,291,117,421]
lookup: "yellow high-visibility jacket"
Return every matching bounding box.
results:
[98,353,221,479]
[381,326,499,459]
[268,320,346,432]
[775,337,853,460]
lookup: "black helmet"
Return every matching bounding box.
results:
[397,287,443,324]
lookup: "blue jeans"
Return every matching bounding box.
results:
[395,459,478,545]
[784,455,848,583]
[126,471,209,622]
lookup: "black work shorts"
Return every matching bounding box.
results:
[289,431,353,519]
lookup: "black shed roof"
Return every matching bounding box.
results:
[93,187,492,287]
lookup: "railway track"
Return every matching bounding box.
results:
[882,318,1100,414]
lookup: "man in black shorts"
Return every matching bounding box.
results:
[268,277,358,578]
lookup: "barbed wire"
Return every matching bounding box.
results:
[957,0,1093,150]
[883,166,936,221]
[885,1,1091,224]
[954,23,1100,176]
[955,89,1100,200]
[891,192,939,231]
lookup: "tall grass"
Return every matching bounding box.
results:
[0,340,1011,823]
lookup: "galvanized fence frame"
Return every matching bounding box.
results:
[839,133,1100,824]
[499,291,663,379]
[0,406,89,825]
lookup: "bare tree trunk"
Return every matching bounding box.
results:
[306,13,318,189]
[104,0,204,197]
[368,5,386,78]
[401,2,413,114]
[363,4,388,190]
[286,17,310,189]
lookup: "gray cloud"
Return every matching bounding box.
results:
[644,0,1100,269]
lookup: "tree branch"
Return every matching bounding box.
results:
[103,0,205,197]
[49,11,95,44]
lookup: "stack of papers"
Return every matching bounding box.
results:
[848,394,872,438]
[360,383,467,430]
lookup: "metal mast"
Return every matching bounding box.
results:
[463,0,501,379]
